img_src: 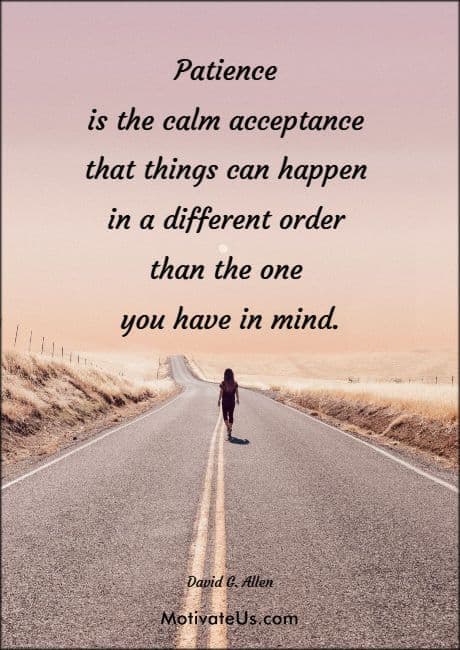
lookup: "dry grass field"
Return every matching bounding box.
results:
[269,380,457,422]
[1,350,176,464]
[188,350,457,385]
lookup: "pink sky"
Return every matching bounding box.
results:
[2,2,458,355]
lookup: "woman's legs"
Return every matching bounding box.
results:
[222,404,230,433]
[222,401,235,438]
[227,403,235,437]
[228,404,235,424]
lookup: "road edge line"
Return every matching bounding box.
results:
[1,390,185,491]
[256,392,458,494]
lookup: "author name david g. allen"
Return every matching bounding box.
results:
[187,575,273,588]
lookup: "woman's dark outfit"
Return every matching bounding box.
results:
[220,381,238,424]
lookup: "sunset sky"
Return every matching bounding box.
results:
[3,2,458,355]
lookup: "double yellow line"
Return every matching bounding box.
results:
[177,415,227,649]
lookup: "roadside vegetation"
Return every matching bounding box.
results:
[2,350,177,465]
[270,381,457,465]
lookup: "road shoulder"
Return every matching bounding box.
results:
[259,388,459,489]
[1,386,183,485]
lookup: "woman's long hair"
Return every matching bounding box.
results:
[223,368,235,391]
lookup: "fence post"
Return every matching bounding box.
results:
[14,324,19,348]
[28,330,33,353]
[70,352,72,364]
[41,336,45,354]
[61,346,64,359]
[77,354,80,364]
[435,376,438,384]
[52,342,55,358]
[452,376,454,385]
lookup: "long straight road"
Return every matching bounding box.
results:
[2,356,458,649]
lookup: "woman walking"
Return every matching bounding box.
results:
[218,368,239,440]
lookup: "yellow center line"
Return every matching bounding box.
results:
[176,415,223,649]
[208,418,227,649]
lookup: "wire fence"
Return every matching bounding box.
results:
[7,322,164,380]
[344,375,456,385]
[10,323,109,370]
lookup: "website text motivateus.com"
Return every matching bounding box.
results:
[161,610,298,626]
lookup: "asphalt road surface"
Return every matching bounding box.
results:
[2,356,458,649]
